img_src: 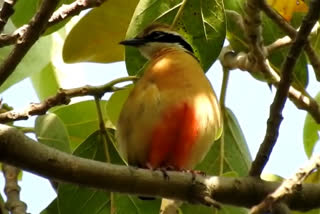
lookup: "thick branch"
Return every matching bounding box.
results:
[0,76,137,123]
[250,0,320,177]
[0,0,59,87]
[0,125,320,211]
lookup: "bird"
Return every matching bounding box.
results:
[117,23,223,213]
[117,23,222,171]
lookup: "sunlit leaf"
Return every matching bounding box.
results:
[52,100,110,150]
[31,63,60,101]
[106,85,133,126]
[303,92,320,158]
[124,0,226,75]
[261,173,283,182]
[35,113,71,153]
[267,0,308,21]
[63,0,139,63]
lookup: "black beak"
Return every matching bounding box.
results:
[119,38,146,47]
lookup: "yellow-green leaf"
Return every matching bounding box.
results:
[63,0,138,63]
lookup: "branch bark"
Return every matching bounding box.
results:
[0,0,59,86]
[249,0,320,177]
[0,125,320,211]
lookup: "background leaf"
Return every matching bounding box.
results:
[35,113,71,153]
[124,0,226,75]
[106,85,133,126]
[196,108,251,176]
[31,63,60,101]
[303,92,320,157]
[40,199,59,214]
[53,100,110,150]
[62,0,139,63]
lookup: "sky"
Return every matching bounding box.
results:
[0,58,319,213]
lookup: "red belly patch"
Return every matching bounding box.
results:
[148,103,199,169]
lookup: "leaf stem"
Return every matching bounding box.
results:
[94,96,115,214]
[218,67,230,175]
[171,0,187,29]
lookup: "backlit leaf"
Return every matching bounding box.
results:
[63,0,139,63]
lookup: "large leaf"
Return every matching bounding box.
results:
[31,63,60,101]
[106,85,133,126]
[0,21,53,92]
[40,199,59,214]
[63,0,139,63]
[303,92,320,158]
[52,100,109,150]
[196,108,251,176]
[124,0,226,75]
[35,113,71,153]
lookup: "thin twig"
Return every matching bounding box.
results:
[249,0,320,177]
[250,155,320,214]
[0,0,18,33]
[2,164,27,214]
[219,47,320,124]
[48,0,107,27]
[0,0,59,87]
[0,76,138,123]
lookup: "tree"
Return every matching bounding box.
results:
[0,0,320,213]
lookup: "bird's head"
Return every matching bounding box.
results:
[120,24,194,59]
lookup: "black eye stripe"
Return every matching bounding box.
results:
[146,31,194,53]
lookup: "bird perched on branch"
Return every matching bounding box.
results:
[117,24,222,212]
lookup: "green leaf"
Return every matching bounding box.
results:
[0,21,53,92]
[63,0,139,63]
[124,0,226,75]
[303,92,320,157]
[106,85,133,126]
[196,108,251,176]
[52,100,109,150]
[11,0,40,27]
[35,113,71,153]
[40,199,60,214]
[31,63,60,101]
[261,173,283,182]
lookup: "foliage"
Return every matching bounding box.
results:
[0,0,320,214]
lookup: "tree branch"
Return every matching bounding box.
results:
[249,0,320,177]
[259,0,320,81]
[0,125,320,211]
[219,48,320,124]
[0,0,59,86]
[48,0,107,27]
[251,155,320,214]
[0,0,17,33]
[2,164,27,214]
[0,76,137,123]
